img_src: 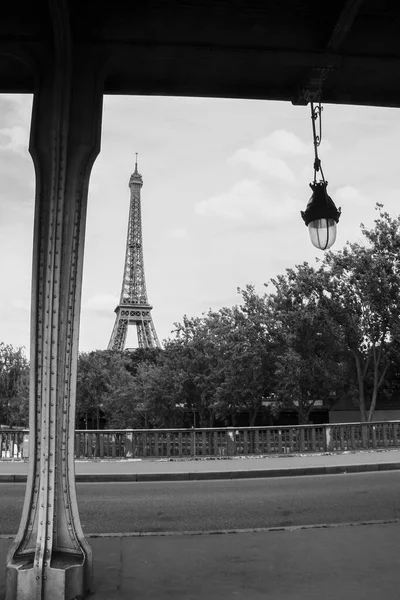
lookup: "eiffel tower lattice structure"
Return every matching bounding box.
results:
[108,156,161,350]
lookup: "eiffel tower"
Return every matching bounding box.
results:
[108,156,161,350]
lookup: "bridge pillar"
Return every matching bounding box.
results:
[5,2,104,598]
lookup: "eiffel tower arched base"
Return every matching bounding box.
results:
[108,304,160,350]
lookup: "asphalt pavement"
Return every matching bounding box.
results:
[1,470,400,534]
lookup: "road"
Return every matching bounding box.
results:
[1,471,400,535]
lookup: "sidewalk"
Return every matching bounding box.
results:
[1,448,400,482]
[1,522,400,599]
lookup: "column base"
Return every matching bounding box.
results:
[6,552,91,600]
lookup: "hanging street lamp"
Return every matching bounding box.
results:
[301,102,341,250]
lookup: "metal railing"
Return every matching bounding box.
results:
[0,428,26,459]
[70,421,400,458]
[2,421,400,460]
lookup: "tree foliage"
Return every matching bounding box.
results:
[268,263,347,423]
[0,343,29,427]
[322,204,400,421]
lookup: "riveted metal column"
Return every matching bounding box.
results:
[5,2,104,598]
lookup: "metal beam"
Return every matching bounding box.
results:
[293,0,365,104]
[327,0,365,52]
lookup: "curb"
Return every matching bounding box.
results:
[1,462,400,483]
[2,518,400,540]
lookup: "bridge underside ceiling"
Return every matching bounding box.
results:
[1,0,400,107]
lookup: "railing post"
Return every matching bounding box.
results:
[383,423,389,447]
[213,431,219,456]
[99,432,104,458]
[191,429,196,456]
[74,432,79,459]
[22,433,29,459]
[227,428,234,456]
[266,429,272,453]
[112,434,117,458]
[254,429,260,454]
[361,424,368,449]
[338,425,344,451]
[324,425,333,452]
[299,428,305,452]
[87,433,93,459]
[142,431,147,457]
[202,430,207,456]
[93,431,98,458]
[243,430,249,455]
[311,427,317,451]
[125,431,133,458]
[289,428,294,452]
[278,429,283,453]
[350,425,356,450]
[371,425,377,448]
[154,432,159,457]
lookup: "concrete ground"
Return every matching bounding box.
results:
[1,523,400,599]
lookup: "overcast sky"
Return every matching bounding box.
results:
[1,93,400,354]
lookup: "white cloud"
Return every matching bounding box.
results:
[195,180,265,220]
[334,186,369,212]
[229,129,309,183]
[335,185,363,203]
[231,149,296,182]
[257,130,309,156]
[0,126,29,155]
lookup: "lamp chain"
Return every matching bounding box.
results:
[311,102,326,185]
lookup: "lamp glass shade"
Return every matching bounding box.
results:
[308,218,337,250]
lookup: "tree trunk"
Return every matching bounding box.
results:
[368,348,389,422]
[297,410,309,425]
[353,351,367,422]
[199,410,207,427]
[368,377,379,423]
[249,406,259,426]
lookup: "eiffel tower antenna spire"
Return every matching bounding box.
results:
[108,158,161,350]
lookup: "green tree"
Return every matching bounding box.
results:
[100,367,140,428]
[77,348,180,429]
[268,263,346,424]
[165,314,225,427]
[124,347,162,377]
[212,288,276,426]
[165,292,277,427]
[76,350,133,428]
[0,343,29,427]
[323,204,400,421]
[133,360,186,428]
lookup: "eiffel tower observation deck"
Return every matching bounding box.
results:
[108,156,161,350]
